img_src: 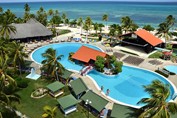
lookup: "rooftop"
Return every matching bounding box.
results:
[81,90,109,112]
[57,94,78,110]
[72,46,107,63]
[46,81,64,92]
[70,78,88,96]
[134,29,163,46]
[10,18,52,39]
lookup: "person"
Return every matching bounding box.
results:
[101,86,104,91]
[106,89,110,96]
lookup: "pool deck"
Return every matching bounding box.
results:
[25,30,177,110]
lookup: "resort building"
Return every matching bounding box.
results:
[58,69,73,84]
[46,81,64,97]
[72,46,107,64]
[69,78,88,99]
[81,90,109,115]
[10,19,52,42]
[57,94,78,115]
[120,29,163,53]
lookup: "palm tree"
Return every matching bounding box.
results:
[98,23,104,33]
[166,15,176,28]
[36,7,48,26]
[121,16,138,34]
[42,105,57,118]
[93,22,99,34]
[156,22,172,45]
[8,41,28,75]
[102,14,108,28]
[137,80,177,118]
[62,13,67,25]
[41,48,65,80]
[48,9,54,27]
[0,38,9,64]
[109,24,122,40]
[0,7,3,14]
[55,10,59,16]
[23,3,31,22]
[77,17,83,34]
[0,10,16,38]
[143,25,155,31]
[83,16,92,43]
[48,9,54,17]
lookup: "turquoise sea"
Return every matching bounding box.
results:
[0,1,177,27]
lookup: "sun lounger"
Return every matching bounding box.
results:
[158,68,170,75]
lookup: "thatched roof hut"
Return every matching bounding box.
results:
[10,19,52,41]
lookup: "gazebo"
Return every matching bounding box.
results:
[57,94,78,115]
[46,81,64,97]
[81,90,109,115]
[69,78,88,99]
[58,69,73,84]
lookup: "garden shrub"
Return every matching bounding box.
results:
[95,56,105,72]
[15,78,29,88]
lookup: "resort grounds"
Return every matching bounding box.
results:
[18,25,177,117]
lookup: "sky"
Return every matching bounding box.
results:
[0,0,177,3]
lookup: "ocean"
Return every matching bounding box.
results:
[0,1,177,27]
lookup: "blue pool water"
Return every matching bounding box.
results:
[32,43,175,107]
[165,65,177,74]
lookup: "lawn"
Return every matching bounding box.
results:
[13,77,96,118]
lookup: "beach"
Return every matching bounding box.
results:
[0,1,177,27]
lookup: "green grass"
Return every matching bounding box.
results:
[59,29,71,35]
[13,78,96,118]
[148,51,163,58]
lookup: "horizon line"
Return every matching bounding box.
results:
[1,1,177,3]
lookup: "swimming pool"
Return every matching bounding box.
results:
[31,43,176,108]
[165,65,177,74]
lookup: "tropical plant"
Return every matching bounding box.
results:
[23,3,31,22]
[113,61,123,74]
[0,57,17,92]
[0,7,3,14]
[8,41,28,75]
[68,52,75,62]
[36,7,47,26]
[0,10,16,38]
[83,16,92,42]
[102,14,108,28]
[61,13,67,25]
[156,22,172,45]
[42,105,57,118]
[166,15,176,28]
[93,22,99,34]
[121,16,138,34]
[41,48,65,80]
[137,80,177,118]
[98,23,104,33]
[0,38,9,64]
[109,24,122,40]
[143,25,155,31]
[77,17,83,34]
[94,56,105,72]
[69,19,77,27]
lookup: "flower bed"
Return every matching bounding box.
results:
[31,88,48,99]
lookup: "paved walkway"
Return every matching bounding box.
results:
[25,30,177,110]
